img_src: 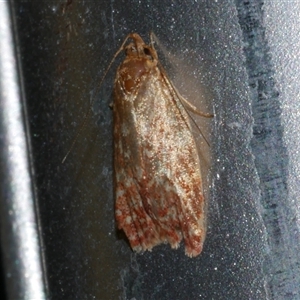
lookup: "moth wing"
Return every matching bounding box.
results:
[114,67,206,256]
[114,110,167,252]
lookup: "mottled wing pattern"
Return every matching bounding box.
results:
[114,56,206,257]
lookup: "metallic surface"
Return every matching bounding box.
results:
[1,0,298,299]
[0,1,46,299]
[263,1,300,297]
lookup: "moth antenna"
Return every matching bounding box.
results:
[158,61,213,147]
[62,34,136,163]
[179,96,212,147]
[172,85,214,118]
[150,32,213,115]
[149,31,157,48]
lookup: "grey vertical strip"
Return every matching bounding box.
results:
[0,2,46,300]
[236,0,300,299]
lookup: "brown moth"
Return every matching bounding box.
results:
[113,33,213,257]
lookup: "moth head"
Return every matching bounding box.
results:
[125,42,157,62]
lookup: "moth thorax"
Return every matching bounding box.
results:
[119,57,156,94]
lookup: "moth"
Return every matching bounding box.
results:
[113,33,213,257]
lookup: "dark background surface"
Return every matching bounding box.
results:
[1,0,298,299]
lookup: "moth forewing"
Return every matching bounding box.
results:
[151,37,213,228]
[113,33,213,257]
[155,41,214,206]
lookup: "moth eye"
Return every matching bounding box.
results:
[143,47,153,60]
[143,48,150,55]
